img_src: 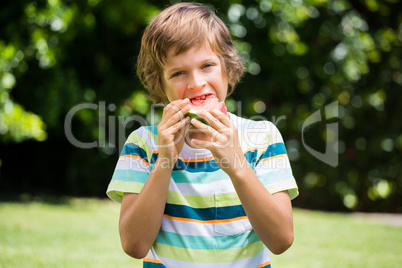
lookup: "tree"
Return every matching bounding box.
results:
[0,0,401,212]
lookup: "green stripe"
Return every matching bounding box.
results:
[106,180,144,203]
[156,230,260,250]
[166,192,241,208]
[126,132,153,162]
[145,128,158,144]
[167,192,214,208]
[153,240,264,263]
[214,192,242,207]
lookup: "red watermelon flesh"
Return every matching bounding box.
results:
[186,94,227,125]
[188,94,227,114]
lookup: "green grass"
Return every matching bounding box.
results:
[0,199,140,268]
[0,199,401,268]
[270,209,402,268]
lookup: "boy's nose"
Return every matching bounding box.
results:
[187,72,206,91]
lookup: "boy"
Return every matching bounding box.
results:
[107,2,298,267]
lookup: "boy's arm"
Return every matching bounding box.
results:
[229,165,294,255]
[119,159,173,259]
[119,99,191,259]
[191,110,294,254]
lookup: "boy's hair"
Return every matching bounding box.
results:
[137,2,245,104]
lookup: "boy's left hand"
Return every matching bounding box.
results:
[190,110,247,177]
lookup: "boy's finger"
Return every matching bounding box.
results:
[190,118,217,138]
[164,104,191,124]
[171,117,190,138]
[197,110,224,130]
[210,109,231,127]
[175,105,192,120]
[169,98,190,108]
[189,138,211,149]
[164,100,191,117]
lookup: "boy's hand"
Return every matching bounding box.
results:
[190,110,248,177]
[157,99,191,166]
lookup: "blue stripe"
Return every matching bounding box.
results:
[120,143,261,174]
[173,158,220,172]
[165,203,214,221]
[164,203,246,221]
[113,150,259,184]
[156,230,260,250]
[143,261,165,268]
[244,149,258,163]
[258,169,294,185]
[217,204,247,220]
[170,169,229,184]
[147,153,221,173]
[256,142,287,165]
[111,169,149,183]
[120,143,149,163]
[153,150,257,173]
[143,125,158,135]
[262,264,271,268]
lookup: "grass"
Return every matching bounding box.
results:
[0,199,401,268]
[270,209,402,268]
[0,198,140,268]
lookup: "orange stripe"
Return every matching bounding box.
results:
[178,156,215,163]
[256,261,271,268]
[163,214,248,224]
[177,148,258,163]
[143,258,163,264]
[120,149,259,164]
[119,155,149,166]
[146,149,259,163]
[244,148,257,153]
[120,153,215,163]
[258,154,287,163]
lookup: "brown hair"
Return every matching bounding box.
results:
[137,2,245,104]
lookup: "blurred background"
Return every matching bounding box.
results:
[0,0,401,213]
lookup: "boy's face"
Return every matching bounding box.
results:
[162,43,228,103]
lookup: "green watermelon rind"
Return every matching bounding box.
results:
[185,110,209,125]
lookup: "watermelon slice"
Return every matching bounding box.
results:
[186,94,227,125]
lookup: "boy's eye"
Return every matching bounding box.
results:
[202,63,214,69]
[171,71,184,78]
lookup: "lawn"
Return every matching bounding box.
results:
[0,198,401,268]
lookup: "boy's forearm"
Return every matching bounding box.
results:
[229,163,294,254]
[119,158,173,259]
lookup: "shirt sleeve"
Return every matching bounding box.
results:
[254,122,298,200]
[106,127,156,203]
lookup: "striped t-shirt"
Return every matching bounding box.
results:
[107,112,298,268]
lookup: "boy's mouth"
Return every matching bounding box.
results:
[189,93,214,104]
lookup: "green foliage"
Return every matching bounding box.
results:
[221,0,402,212]
[0,0,401,212]
[0,44,47,143]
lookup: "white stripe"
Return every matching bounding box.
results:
[266,179,298,196]
[160,217,252,237]
[157,247,270,268]
[255,155,292,175]
[115,157,150,172]
[168,176,236,196]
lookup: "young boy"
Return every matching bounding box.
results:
[107,2,298,267]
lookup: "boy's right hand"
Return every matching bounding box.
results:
[157,98,191,166]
